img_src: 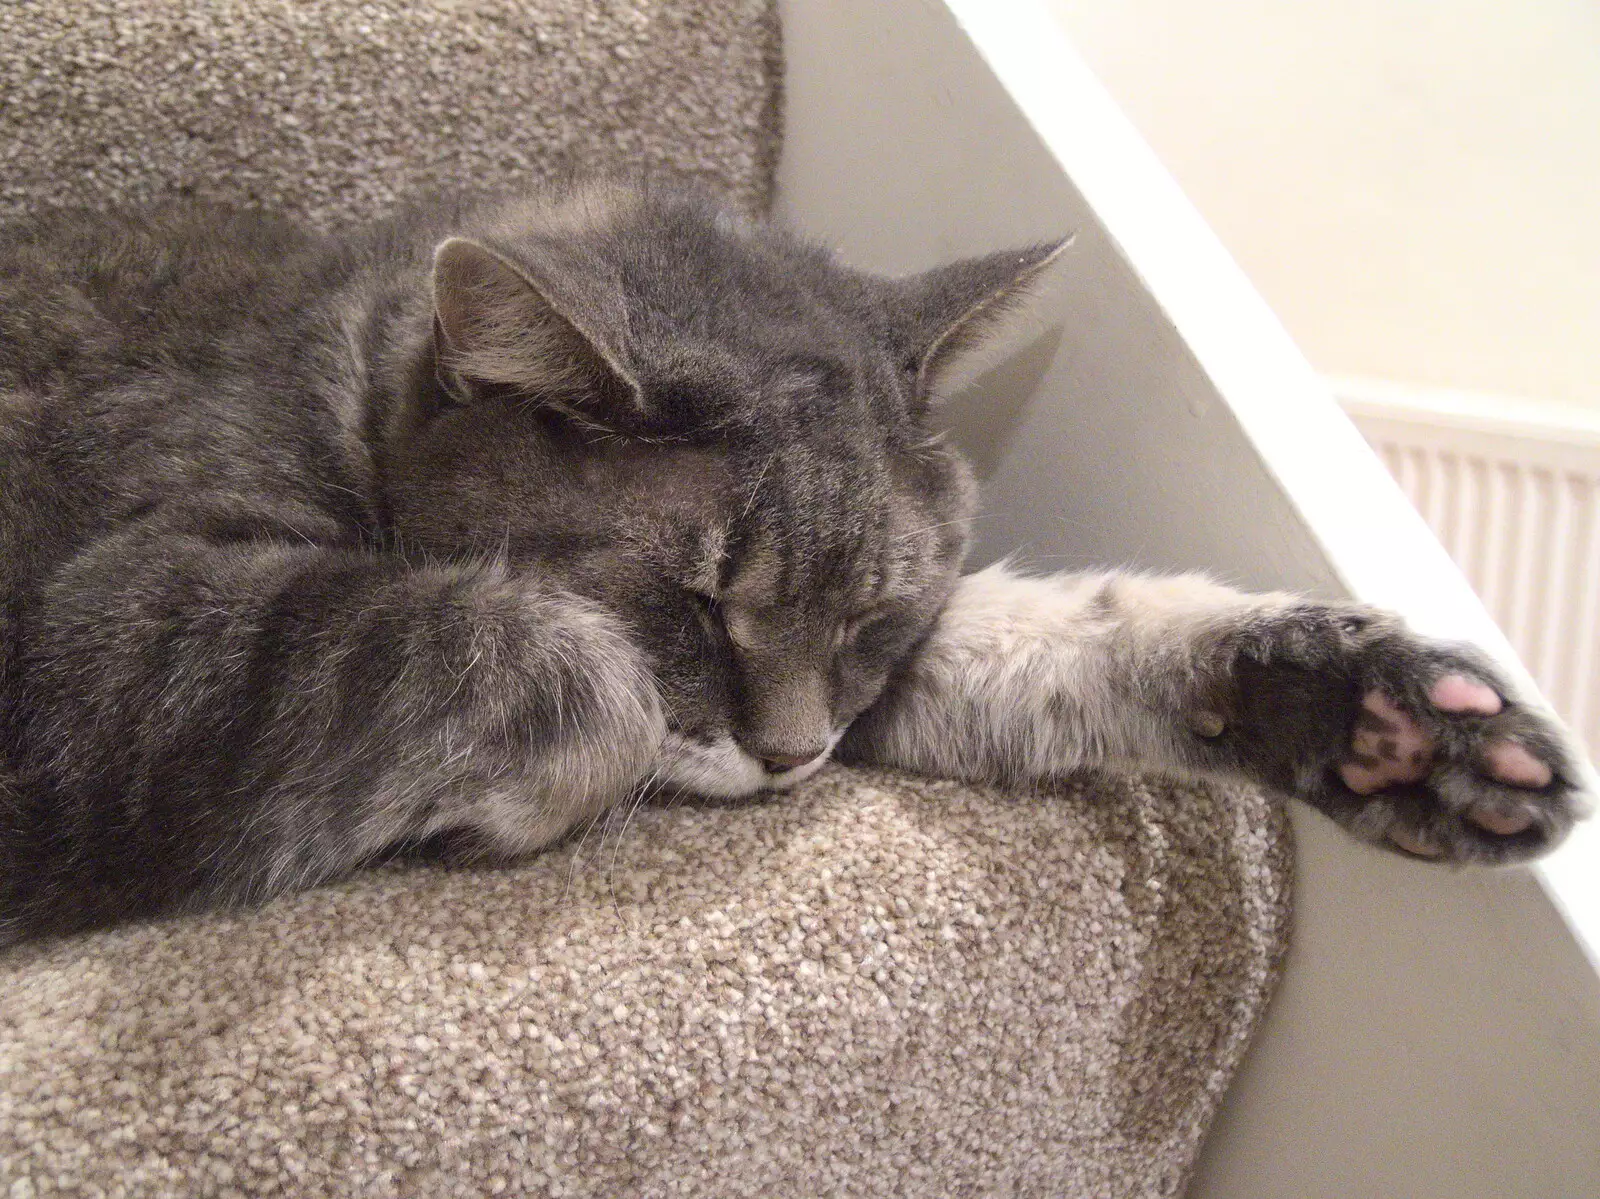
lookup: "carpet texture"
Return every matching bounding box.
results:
[0,0,782,226]
[0,766,1291,1197]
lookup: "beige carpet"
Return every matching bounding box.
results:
[0,0,782,225]
[0,766,1290,1197]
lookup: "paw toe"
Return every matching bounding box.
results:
[1466,804,1536,836]
[1361,690,1411,728]
[1428,674,1503,716]
[1340,760,1387,795]
[1483,740,1553,789]
[1387,825,1444,858]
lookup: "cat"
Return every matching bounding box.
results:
[0,180,1586,945]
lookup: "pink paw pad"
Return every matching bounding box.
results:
[1483,740,1552,790]
[1466,805,1536,836]
[1428,674,1502,716]
[1340,692,1434,795]
[1387,826,1443,858]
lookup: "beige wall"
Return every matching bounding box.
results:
[1047,0,1600,410]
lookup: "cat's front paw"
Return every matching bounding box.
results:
[1205,604,1590,863]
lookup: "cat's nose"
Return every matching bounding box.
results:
[757,751,818,773]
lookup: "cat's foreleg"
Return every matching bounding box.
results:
[12,527,664,934]
[841,564,1588,863]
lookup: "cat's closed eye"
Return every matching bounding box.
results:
[834,606,885,652]
[686,587,721,633]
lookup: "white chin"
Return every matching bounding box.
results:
[657,732,839,799]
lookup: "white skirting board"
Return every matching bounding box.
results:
[1338,376,1600,759]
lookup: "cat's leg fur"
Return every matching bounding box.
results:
[4,524,663,939]
[842,564,1587,863]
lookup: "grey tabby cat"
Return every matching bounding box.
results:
[0,182,1586,945]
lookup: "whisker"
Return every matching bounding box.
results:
[739,451,779,523]
[892,513,994,543]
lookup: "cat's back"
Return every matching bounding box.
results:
[0,202,392,620]
[0,203,339,391]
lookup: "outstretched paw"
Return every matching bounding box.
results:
[1211,605,1589,864]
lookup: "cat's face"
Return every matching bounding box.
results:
[384,185,1060,797]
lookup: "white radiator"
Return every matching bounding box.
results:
[1337,378,1600,755]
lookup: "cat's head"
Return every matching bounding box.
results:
[384,183,1062,797]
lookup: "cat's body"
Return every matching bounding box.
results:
[0,183,1585,944]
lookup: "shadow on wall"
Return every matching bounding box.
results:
[937,325,1063,483]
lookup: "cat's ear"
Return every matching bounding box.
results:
[886,238,1071,400]
[430,237,643,418]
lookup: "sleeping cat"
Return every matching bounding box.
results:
[0,181,1586,944]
